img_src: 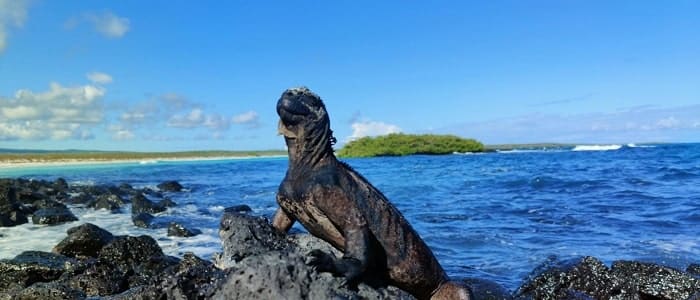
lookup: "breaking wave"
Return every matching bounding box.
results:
[572,144,623,151]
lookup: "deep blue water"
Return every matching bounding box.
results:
[1,143,699,290]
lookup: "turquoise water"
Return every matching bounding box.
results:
[1,143,699,290]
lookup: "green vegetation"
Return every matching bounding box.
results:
[0,150,287,163]
[337,133,484,158]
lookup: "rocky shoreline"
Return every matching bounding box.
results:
[1,178,699,299]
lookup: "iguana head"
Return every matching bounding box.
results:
[277,87,336,164]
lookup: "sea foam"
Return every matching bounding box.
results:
[572,144,623,151]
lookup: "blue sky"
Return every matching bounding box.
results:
[1,1,698,151]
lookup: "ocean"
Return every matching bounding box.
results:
[1,143,699,291]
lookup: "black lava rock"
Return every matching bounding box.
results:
[0,182,28,227]
[53,178,69,192]
[31,207,78,225]
[64,192,94,205]
[10,281,86,300]
[66,263,129,296]
[121,252,225,299]
[157,180,183,192]
[688,264,700,277]
[131,212,154,228]
[463,277,513,300]
[88,194,125,211]
[53,223,114,258]
[516,256,635,300]
[98,235,178,277]
[131,193,166,215]
[517,256,700,300]
[0,251,77,292]
[158,198,177,208]
[214,211,290,269]
[224,204,253,214]
[611,260,700,300]
[167,222,202,237]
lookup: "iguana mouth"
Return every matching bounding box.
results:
[277,95,311,127]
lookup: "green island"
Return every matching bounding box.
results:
[0,150,287,164]
[337,133,485,158]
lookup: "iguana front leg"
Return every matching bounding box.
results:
[272,207,295,233]
[308,186,371,286]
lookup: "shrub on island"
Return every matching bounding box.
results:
[337,133,484,158]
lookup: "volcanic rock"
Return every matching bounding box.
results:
[88,194,125,211]
[131,193,166,215]
[9,282,86,300]
[0,183,28,227]
[131,212,154,228]
[167,222,201,237]
[157,180,183,192]
[223,204,252,214]
[31,207,78,225]
[53,223,114,258]
[213,211,290,269]
[611,260,700,300]
[0,251,78,292]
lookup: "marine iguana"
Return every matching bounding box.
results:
[272,87,472,300]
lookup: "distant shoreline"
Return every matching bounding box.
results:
[0,150,288,170]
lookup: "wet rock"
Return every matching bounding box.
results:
[141,187,163,198]
[67,262,129,296]
[64,192,94,205]
[688,264,700,277]
[88,194,125,211]
[30,199,68,210]
[131,193,166,215]
[516,256,700,300]
[463,277,513,300]
[157,180,183,192]
[53,223,114,258]
[214,212,290,269]
[158,198,177,208]
[76,185,109,197]
[0,183,28,227]
[11,282,86,300]
[117,252,225,299]
[131,212,154,228]
[611,260,700,300]
[53,178,69,192]
[0,210,28,227]
[224,204,252,214]
[0,251,77,292]
[98,235,177,276]
[167,222,201,237]
[516,256,635,300]
[31,207,78,225]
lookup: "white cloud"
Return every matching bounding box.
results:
[0,0,29,53]
[0,81,104,141]
[107,124,135,140]
[232,111,261,129]
[655,116,680,129]
[167,108,205,128]
[441,104,700,144]
[86,12,130,38]
[87,72,113,84]
[348,120,402,141]
[167,108,231,131]
[204,114,230,131]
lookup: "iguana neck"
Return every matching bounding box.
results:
[285,137,336,171]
